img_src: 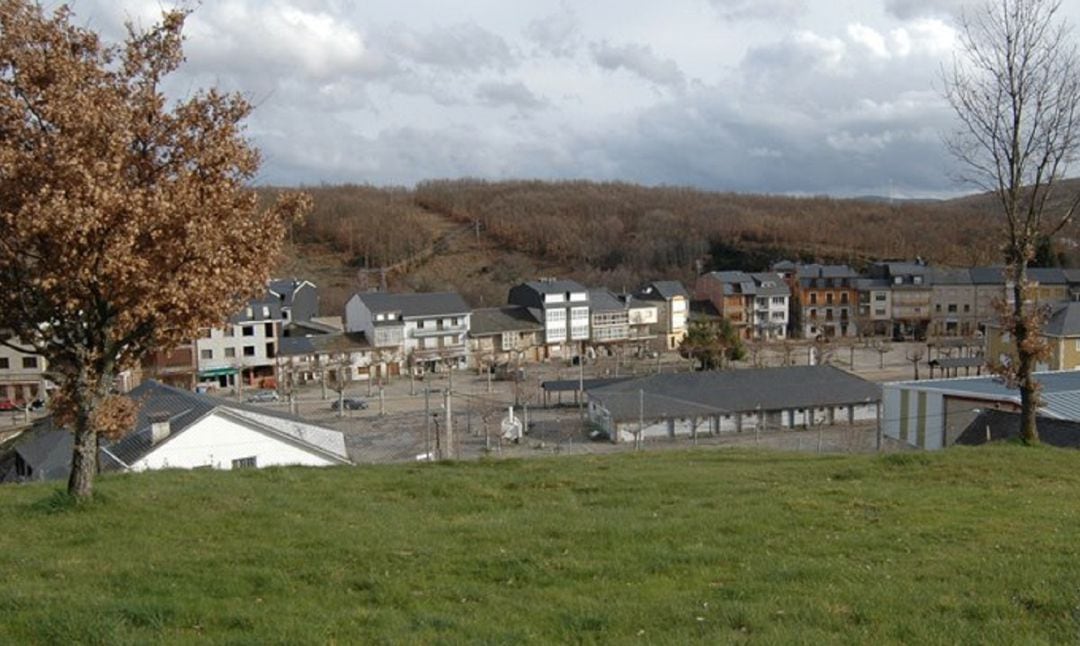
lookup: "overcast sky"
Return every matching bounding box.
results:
[71,0,1080,197]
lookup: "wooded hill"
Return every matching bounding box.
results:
[270,178,1080,311]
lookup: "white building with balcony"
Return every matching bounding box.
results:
[345,291,472,372]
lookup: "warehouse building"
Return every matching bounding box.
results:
[586,365,880,443]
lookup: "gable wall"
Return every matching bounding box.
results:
[131,414,338,471]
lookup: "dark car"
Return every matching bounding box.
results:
[331,397,368,411]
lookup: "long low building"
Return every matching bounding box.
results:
[883,370,1080,450]
[587,365,881,443]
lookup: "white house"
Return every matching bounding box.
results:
[194,295,282,390]
[5,380,350,482]
[344,291,472,373]
[104,381,351,470]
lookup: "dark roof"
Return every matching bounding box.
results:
[285,319,340,336]
[469,307,543,336]
[878,261,929,276]
[12,424,74,481]
[854,277,891,290]
[1042,302,1080,337]
[930,267,973,285]
[636,281,689,301]
[522,279,587,294]
[279,332,372,357]
[228,297,283,324]
[794,264,859,280]
[352,291,470,318]
[749,273,790,297]
[956,409,1080,448]
[268,278,314,303]
[588,365,881,422]
[704,271,789,297]
[542,377,633,392]
[588,289,626,313]
[1027,267,1067,284]
[969,266,1006,285]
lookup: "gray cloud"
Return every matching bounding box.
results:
[382,22,516,72]
[708,0,807,22]
[523,5,581,57]
[475,81,547,110]
[590,41,686,90]
[884,0,968,20]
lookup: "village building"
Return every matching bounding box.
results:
[507,279,591,359]
[587,365,880,443]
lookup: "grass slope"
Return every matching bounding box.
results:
[2,447,1080,644]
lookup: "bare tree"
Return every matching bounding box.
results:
[872,340,892,370]
[0,4,309,499]
[326,354,352,418]
[945,0,1080,444]
[906,347,925,381]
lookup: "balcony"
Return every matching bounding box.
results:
[412,323,468,338]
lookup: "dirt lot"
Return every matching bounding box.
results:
[236,340,945,464]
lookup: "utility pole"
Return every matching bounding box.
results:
[638,388,644,450]
[424,386,431,459]
[378,387,385,417]
[444,389,453,459]
[875,400,882,452]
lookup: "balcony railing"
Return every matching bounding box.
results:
[412,323,468,338]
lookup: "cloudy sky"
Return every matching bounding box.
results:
[71,0,1080,197]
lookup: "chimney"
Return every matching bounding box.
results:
[149,412,171,445]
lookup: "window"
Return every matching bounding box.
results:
[0,357,7,369]
[826,293,834,305]
[225,326,234,337]
[935,304,942,313]
[874,293,887,301]
[243,345,256,357]
[201,328,213,339]
[232,456,257,469]
[874,308,887,316]
[771,297,785,305]
[261,306,270,318]
[947,304,957,313]
[894,277,903,285]
[242,326,254,337]
[225,348,236,358]
[809,293,818,304]
[200,349,212,360]
[266,342,276,358]
[964,304,971,313]
[264,322,274,337]
[913,276,923,285]
[840,293,849,304]
[416,320,425,329]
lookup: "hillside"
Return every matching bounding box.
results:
[3,447,1080,643]
[271,178,1080,309]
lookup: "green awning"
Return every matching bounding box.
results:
[198,367,238,378]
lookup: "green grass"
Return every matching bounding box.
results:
[2,446,1080,644]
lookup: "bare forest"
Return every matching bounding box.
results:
[271,178,1080,310]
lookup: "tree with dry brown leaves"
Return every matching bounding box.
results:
[0,2,309,499]
[944,0,1080,444]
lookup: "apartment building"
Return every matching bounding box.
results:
[507,279,591,358]
[345,291,472,373]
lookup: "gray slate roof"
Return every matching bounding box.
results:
[523,279,588,294]
[705,271,789,297]
[469,307,543,336]
[589,365,880,423]
[278,332,372,357]
[354,291,470,318]
[930,267,973,285]
[969,266,1006,284]
[1042,302,1080,337]
[588,289,626,313]
[636,281,689,301]
[892,370,1080,421]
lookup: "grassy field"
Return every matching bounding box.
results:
[2,446,1080,644]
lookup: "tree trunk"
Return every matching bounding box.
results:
[67,421,97,500]
[1013,262,1040,445]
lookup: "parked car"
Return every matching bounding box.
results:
[247,390,280,403]
[331,397,368,411]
